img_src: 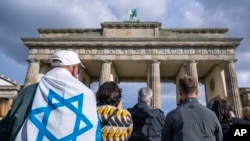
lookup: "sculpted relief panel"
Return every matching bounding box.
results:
[30,47,235,55]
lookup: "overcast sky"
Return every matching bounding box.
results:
[1,0,250,114]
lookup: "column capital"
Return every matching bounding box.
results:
[101,60,112,63]
[187,60,198,64]
[186,59,198,82]
[151,60,161,64]
[183,60,198,66]
[224,59,238,63]
[24,59,40,87]
[26,59,39,63]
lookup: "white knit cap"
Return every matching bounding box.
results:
[51,50,85,68]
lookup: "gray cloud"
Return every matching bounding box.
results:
[0,0,249,112]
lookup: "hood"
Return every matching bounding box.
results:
[129,103,159,120]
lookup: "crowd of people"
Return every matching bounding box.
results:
[0,50,250,141]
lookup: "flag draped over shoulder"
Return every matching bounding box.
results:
[15,68,101,141]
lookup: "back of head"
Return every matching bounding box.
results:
[242,107,250,121]
[179,75,198,95]
[51,50,84,67]
[211,99,231,123]
[96,81,122,107]
[138,87,153,104]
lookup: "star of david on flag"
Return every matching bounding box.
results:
[29,89,93,141]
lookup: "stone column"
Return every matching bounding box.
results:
[224,60,242,117]
[176,65,187,105]
[186,60,200,100]
[187,60,198,81]
[24,59,40,87]
[99,60,112,86]
[148,60,161,109]
[239,88,250,107]
[78,69,91,88]
[111,64,119,84]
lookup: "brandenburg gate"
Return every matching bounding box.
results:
[22,22,243,117]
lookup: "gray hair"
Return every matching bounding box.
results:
[138,87,153,103]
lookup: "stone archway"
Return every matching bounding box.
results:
[22,22,243,117]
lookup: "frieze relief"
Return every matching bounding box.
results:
[30,48,235,55]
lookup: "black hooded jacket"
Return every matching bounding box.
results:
[220,117,250,141]
[128,103,165,141]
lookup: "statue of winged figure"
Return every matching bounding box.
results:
[127,9,139,22]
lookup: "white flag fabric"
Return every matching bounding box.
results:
[16,68,101,141]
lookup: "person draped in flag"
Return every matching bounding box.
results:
[0,50,101,141]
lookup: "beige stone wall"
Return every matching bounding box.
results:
[240,88,250,107]
[205,66,227,101]
[22,22,243,111]
[105,29,155,38]
[0,79,14,85]
[0,86,21,98]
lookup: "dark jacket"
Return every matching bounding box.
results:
[0,83,38,141]
[162,97,223,141]
[128,103,165,141]
[220,117,250,141]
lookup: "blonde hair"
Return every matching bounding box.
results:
[0,98,11,118]
[242,107,250,121]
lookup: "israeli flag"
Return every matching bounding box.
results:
[16,68,101,141]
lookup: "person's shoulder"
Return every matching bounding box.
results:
[232,117,250,125]
[127,107,132,112]
[155,108,165,119]
[75,82,94,95]
[82,84,94,93]
[153,108,164,114]
[201,105,217,114]
[198,104,218,116]
[14,83,38,101]
[166,107,179,118]
[119,108,132,116]
[163,109,178,123]
[20,83,39,93]
[148,108,165,117]
[28,83,39,88]
[128,103,138,110]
